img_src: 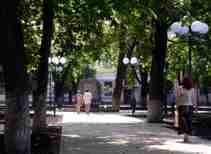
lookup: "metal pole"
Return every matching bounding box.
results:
[50,69,56,117]
[188,34,192,77]
[53,67,57,116]
[49,70,52,113]
[52,71,56,117]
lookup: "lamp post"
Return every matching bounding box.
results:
[122,56,141,83]
[122,56,141,106]
[51,56,66,73]
[49,56,66,114]
[123,56,138,65]
[170,21,209,77]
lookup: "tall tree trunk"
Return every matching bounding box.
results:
[141,69,148,108]
[4,92,31,154]
[112,51,127,111]
[33,0,54,131]
[71,80,78,95]
[1,1,31,153]
[112,38,136,111]
[148,19,167,122]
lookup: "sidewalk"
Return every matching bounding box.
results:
[56,111,211,154]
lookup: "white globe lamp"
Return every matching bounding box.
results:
[122,57,129,65]
[52,57,59,65]
[60,57,66,64]
[130,57,138,65]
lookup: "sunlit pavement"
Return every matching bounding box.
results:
[53,111,211,154]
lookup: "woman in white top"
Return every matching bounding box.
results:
[176,77,196,142]
[83,90,93,114]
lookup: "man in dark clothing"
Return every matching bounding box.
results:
[130,89,137,116]
[55,80,64,110]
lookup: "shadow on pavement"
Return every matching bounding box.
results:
[192,112,211,140]
[60,123,185,154]
[163,112,211,140]
[123,110,211,141]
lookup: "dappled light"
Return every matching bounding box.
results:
[60,118,211,154]
[62,134,81,138]
[61,127,211,154]
[107,139,129,145]
[148,138,211,154]
[58,112,211,154]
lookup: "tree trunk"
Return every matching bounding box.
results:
[33,0,54,131]
[148,20,167,122]
[141,69,148,108]
[33,94,47,130]
[4,93,31,154]
[1,1,31,153]
[112,38,136,111]
[72,80,78,95]
[112,51,126,111]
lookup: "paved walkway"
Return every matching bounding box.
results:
[50,111,211,154]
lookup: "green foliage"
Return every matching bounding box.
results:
[17,0,211,91]
[18,0,43,72]
[81,64,96,79]
[51,0,115,88]
[166,0,211,85]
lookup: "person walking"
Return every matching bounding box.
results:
[76,90,83,114]
[176,77,196,143]
[168,90,176,118]
[83,89,93,114]
[130,89,137,116]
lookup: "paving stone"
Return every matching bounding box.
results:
[54,111,211,154]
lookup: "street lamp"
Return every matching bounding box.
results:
[122,56,141,83]
[122,56,138,65]
[122,56,141,110]
[51,56,66,72]
[48,56,66,114]
[170,21,209,76]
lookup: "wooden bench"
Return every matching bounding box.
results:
[31,126,62,154]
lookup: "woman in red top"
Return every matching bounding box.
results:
[176,77,196,142]
[76,90,83,114]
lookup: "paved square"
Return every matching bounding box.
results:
[51,111,211,154]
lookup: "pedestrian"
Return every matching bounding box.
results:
[83,89,93,114]
[76,90,83,114]
[174,83,182,128]
[176,77,196,143]
[130,89,136,116]
[169,90,176,118]
[55,80,64,110]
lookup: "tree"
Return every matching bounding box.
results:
[52,0,114,95]
[110,0,146,111]
[1,0,31,153]
[33,0,55,130]
[144,0,187,122]
[112,35,136,111]
[148,19,168,122]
